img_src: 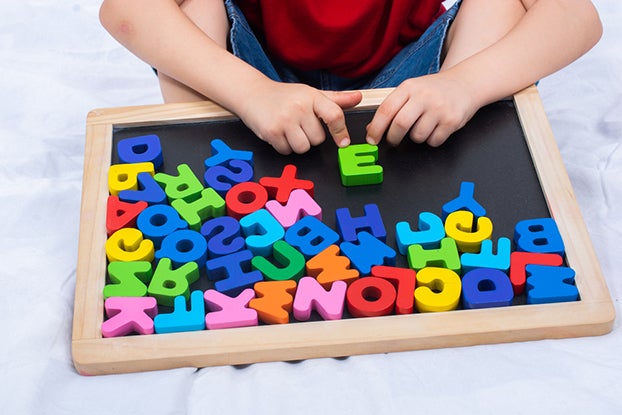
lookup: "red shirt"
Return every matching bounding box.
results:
[237,0,446,78]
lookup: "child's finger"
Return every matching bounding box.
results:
[365,90,408,145]
[269,135,293,155]
[324,90,363,110]
[286,126,312,154]
[301,116,326,147]
[313,96,351,148]
[426,124,454,147]
[385,100,425,146]
[408,111,437,144]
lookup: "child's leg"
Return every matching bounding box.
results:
[158,0,229,103]
[441,0,527,71]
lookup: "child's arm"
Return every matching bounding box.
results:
[99,0,362,154]
[365,0,603,147]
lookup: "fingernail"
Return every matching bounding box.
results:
[340,138,350,147]
[365,136,375,145]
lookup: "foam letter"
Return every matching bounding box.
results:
[252,240,306,281]
[118,172,167,205]
[335,203,386,243]
[108,162,155,196]
[239,208,285,256]
[461,268,514,309]
[204,159,254,197]
[340,231,396,275]
[200,216,245,257]
[371,265,417,314]
[259,164,314,203]
[525,264,578,304]
[395,211,445,255]
[509,251,563,295]
[154,290,206,333]
[104,261,153,299]
[441,181,486,219]
[346,276,396,317]
[105,228,155,262]
[171,187,225,231]
[265,188,322,229]
[204,138,254,168]
[249,280,297,324]
[106,195,148,236]
[414,267,461,312]
[293,277,347,321]
[154,164,204,202]
[305,244,360,289]
[147,258,200,307]
[102,296,157,337]
[284,216,340,259]
[225,181,268,220]
[155,229,208,268]
[204,288,258,329]
[460,237,511,274]
[407,237,461,274]
[117,134,163,168]
[338,144,383,186]
[136,204,188,248]
[514,218,565,256]
[205,249,263,296]
[444,210,493,253]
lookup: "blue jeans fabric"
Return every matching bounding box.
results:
[224,0,462,91]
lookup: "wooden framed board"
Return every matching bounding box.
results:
[72,86,614,376]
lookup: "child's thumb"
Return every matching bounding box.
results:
[323,90,363,109]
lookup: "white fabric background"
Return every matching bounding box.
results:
[1,1,620,414]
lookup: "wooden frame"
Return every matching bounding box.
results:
[72,87,614,376]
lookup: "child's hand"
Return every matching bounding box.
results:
[365,73,478,147]
[240,81,362,154]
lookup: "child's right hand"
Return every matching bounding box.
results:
[238,81,362,155]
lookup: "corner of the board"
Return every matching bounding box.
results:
[86,109,105,124]
[590,300,617,336]
[71,342,94,376]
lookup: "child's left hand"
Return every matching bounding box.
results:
[365,72,479,147]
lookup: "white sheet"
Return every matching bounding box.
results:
[1,1,620,413]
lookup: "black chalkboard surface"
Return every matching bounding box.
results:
[112,100,550,264]
[73,87,613,375]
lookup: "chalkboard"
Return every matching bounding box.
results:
[113,102,549,252]
[73,87,614,375]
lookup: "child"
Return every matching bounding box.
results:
[99,0,602,155]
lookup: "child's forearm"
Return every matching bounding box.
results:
[445,0,602,108]
[99,0,268,114]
